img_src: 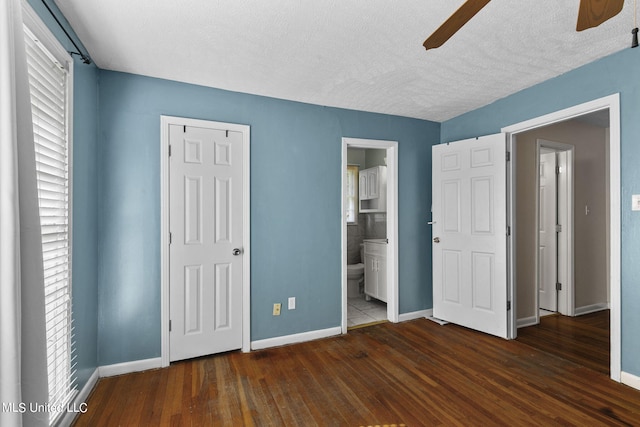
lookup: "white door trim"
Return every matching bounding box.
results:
[502,93,621,382]
[160,115,251,367]
[341,138,399,333]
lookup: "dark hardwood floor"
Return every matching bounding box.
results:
[74,313,640,426]
[517,310,610,375]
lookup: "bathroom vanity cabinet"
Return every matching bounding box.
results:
[363,240,387,302]
[359,166,387,213]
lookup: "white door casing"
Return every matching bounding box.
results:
[163,118,250,363]
[432,134,508,338]
[341,137,399,333]
[539,150,557,312]
[503,94,620,382]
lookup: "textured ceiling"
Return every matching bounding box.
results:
[54,0,636,122]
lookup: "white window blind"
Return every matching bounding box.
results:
[24,25,76,425]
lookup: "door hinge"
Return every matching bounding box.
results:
[169,232,172,244]
[556,166,562,175]
[507,226,511,236]
[168,145,172,157]
[225,129,229,138]
[507,301,511,311]
[556,282,562,291]
[506,151,511,161]
[556,224,562,233]
[183,125,186,133]
[169,320,172,332]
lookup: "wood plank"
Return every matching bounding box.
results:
[517,310,609,375]
[73,314,640,426]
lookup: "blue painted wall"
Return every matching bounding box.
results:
[70,62,99,390]
[96,71,439,365]
[40,0,639,382]
[441,47,640,377]
[27,0,100,390]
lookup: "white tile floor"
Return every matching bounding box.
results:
[347,295,387,328]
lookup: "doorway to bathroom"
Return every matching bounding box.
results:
[341,138,398,333]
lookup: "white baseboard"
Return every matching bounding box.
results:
[574,303,609,316]
[517,316,537,328]
[99,357,162,377]
[58,368,99,427]
[251,326,342,350]
[76,368,99,404]
[621,371,640,391]
[398,309,433,322]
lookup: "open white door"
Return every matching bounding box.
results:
[432,133,508,338]
[539,150,558,312]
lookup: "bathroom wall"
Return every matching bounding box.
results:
[365,149,387,169]
[347,214,365,264]
[346,148,387,264]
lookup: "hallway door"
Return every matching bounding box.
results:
[539,150,557,311]
[169,124,244,362]
[432,133,509,338]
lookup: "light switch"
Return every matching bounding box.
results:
[633,195,640,211]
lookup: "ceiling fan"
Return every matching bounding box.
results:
[423,0,624,50]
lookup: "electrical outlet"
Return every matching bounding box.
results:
[273,303,281,316]
[288,297,296,310]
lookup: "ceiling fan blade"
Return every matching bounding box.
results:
[423,0,491,51]
[576,0,623,31]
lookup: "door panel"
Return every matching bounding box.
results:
[471,177,493,233]
[432,134,508,338]
[184,265,202,334]
[442,250,461,303]
[214,262,231,329]
[184,176,202,244]
[359,173,368,200]
[170,124,243,362]
[368,168,379,198]
[472,252,494,310]
[443,180,461,232]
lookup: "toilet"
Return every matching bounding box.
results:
[346,244,365,298]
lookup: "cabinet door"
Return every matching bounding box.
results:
[359,171,368,200]
[376,257,387,302]
[364,254,377,297]
[367,168,379,199]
